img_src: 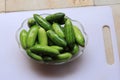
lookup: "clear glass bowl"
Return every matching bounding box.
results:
[16,14,88,65]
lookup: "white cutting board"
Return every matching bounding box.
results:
[0,6,119,80]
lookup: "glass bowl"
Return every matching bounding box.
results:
[16,13,88,65]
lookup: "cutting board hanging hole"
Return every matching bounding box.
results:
[103,25,114,65]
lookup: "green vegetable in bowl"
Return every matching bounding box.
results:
[30,45,60,56]
[73,25,85,47]
[45,12,65,24]
[38,27,48,46]
[64,19,75,49]
[52,23,65,38]
[26,25,39,48]
[47,30,67,47]
[34,14,51,30]
[20,29,27,49]
[56,52,72,62]
[26,49,43,61]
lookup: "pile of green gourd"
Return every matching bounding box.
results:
[19,12,85,63]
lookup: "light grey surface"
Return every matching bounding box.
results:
[0,6,119,80]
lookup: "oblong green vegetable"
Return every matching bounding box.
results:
[26,49,43,61]
[51,45,63,51]
[56,52,72,61]
[72,44,79,55]
[20,29,27,49]
[52,23,65,38]
[73,25,85,47]
[28,17,36,28]
[64,19,75,49]
[47,30,67,47]
[45,12,65,24]
[33,14,51,30]
[38,27,48,45]
[26,25,39,48]
[30,44,60,56]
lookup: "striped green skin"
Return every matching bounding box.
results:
[73,26,85,47]
[20,29,27,49]
[45,12,65,24]
[26,25,39,48]
[52,23,65,38]
[30,44,60,56]
[64,19,75,49]
[26,49,43,61]
[72,44,79,55]
[38,27,48,46]
[33,14,51,30]
[47,30,67,47]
